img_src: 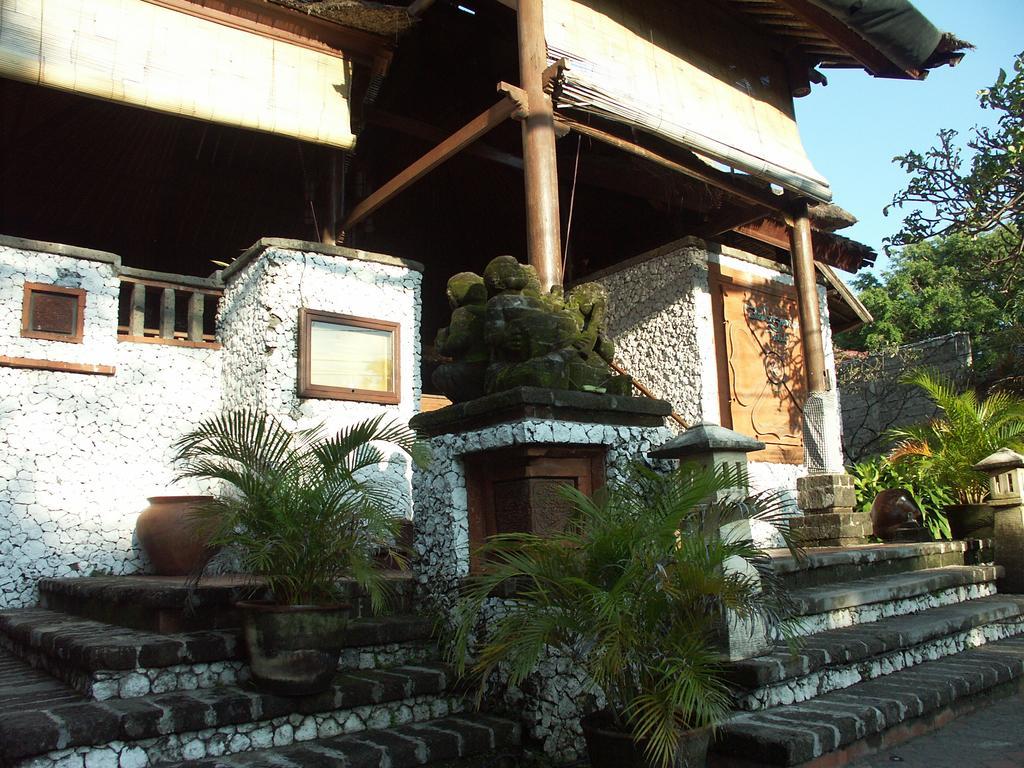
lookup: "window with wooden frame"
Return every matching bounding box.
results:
[298,309,400,404]
[21,282,86,343]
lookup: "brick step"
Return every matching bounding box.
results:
[783,564,1003,636]
[0,663,466,767]
[37,574,416,632]
[767,541,991,592]
[728,594,1024,710]
[712,634,1024,766]
[0,648,81,715]
[166,714,521,768]
[0,608,436,700]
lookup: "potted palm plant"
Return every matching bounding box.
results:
[888,370,1024,539]
[174,410,421,696]
[449,462,799,768]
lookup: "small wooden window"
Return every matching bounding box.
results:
[298,309,400,404]
[21,283,86,343]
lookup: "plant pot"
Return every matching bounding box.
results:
[237,601,352,696]
[136,496,218,576]
[581,713,711,768]
[946,503,994,539]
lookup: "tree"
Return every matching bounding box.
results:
[837,233,1024,392]
[885,51,1024,277]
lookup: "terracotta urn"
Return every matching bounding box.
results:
[136,496,218,576]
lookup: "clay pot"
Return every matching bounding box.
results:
[237,601,352,696]
[136,496,218,576]
[582,713,710,768]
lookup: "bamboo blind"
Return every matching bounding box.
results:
[544,0,831,201]
[0,0,356,148]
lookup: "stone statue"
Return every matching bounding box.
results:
[432,256,631,402]
[432,272,489,402]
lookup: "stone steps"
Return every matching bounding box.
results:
[728,594,1024,710]
[0,663,468,767]
[767,541,991,592]
[712,634,1024,766]
[0,648,81,714]
[165,714,521,768]
[782,564,1002,637]
[0,608,436,699]
[37,575,416,632]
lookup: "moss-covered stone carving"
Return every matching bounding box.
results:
[433,256,631,402]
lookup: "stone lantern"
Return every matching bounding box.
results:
[973,448,1024,507]
[973,448,1024,593]
[650,422,771,660]
[648,421,764,503]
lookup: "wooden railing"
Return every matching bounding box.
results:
[116,267,223,349]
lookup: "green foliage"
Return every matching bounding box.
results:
[449,463,800,768]
[848,455,953,540]
[885,51,1024,273]
[837,233,1024,393]
[887,371,1024,504]
[174,410,422,608]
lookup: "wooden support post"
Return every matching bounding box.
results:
[788,201,828,393]
[187,292,205,342]
[129,283,146,337]
[518,0,562,291]
[321,151,339,246]
[160,288,176,340]
[343,95,520,233]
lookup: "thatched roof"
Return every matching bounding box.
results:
[267,0,413,38]
[808,202,857,232]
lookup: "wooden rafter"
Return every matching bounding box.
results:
[342,90,524,234]
[557,116,786,213]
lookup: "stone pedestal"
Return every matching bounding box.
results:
[792,472,870,547]
[994,506,1024,593]
[409,386,674,592]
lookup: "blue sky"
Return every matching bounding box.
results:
[794,0,1024,278]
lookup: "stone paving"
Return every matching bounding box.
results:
[849,692,1024,768]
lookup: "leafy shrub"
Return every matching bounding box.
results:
[887,370,1024,504]
[450,462,800,768]
[849,455,954,540]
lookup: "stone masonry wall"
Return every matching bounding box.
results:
[219,242,422,518]
[590,238,843,502]
[0,241,221,607]
[838,332,973,462]
[0,237,422,607]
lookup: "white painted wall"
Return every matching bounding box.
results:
[0,238,422,607]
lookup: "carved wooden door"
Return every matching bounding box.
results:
[711,267,806,463]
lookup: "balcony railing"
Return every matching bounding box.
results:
[116,267,222,349]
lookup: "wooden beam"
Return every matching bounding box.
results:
[789,202,829,393]
[342,94,521,233]
[559,116,786,212]
[0,356,115,376]
[773,0,923,79]
[366,109,525,170]
[518,0,563,290]
[695,206,774,239]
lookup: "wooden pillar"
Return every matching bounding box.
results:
[788,201,828,393]
[517,0,562,290]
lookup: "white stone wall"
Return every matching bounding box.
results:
[219,244,422,519]
[0,243,221,607]
[0,239,422,608]
[592,238,844,501]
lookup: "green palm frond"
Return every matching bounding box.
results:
[448,460,801,768]
[175,409,418,606]
[887,370,1024,504]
